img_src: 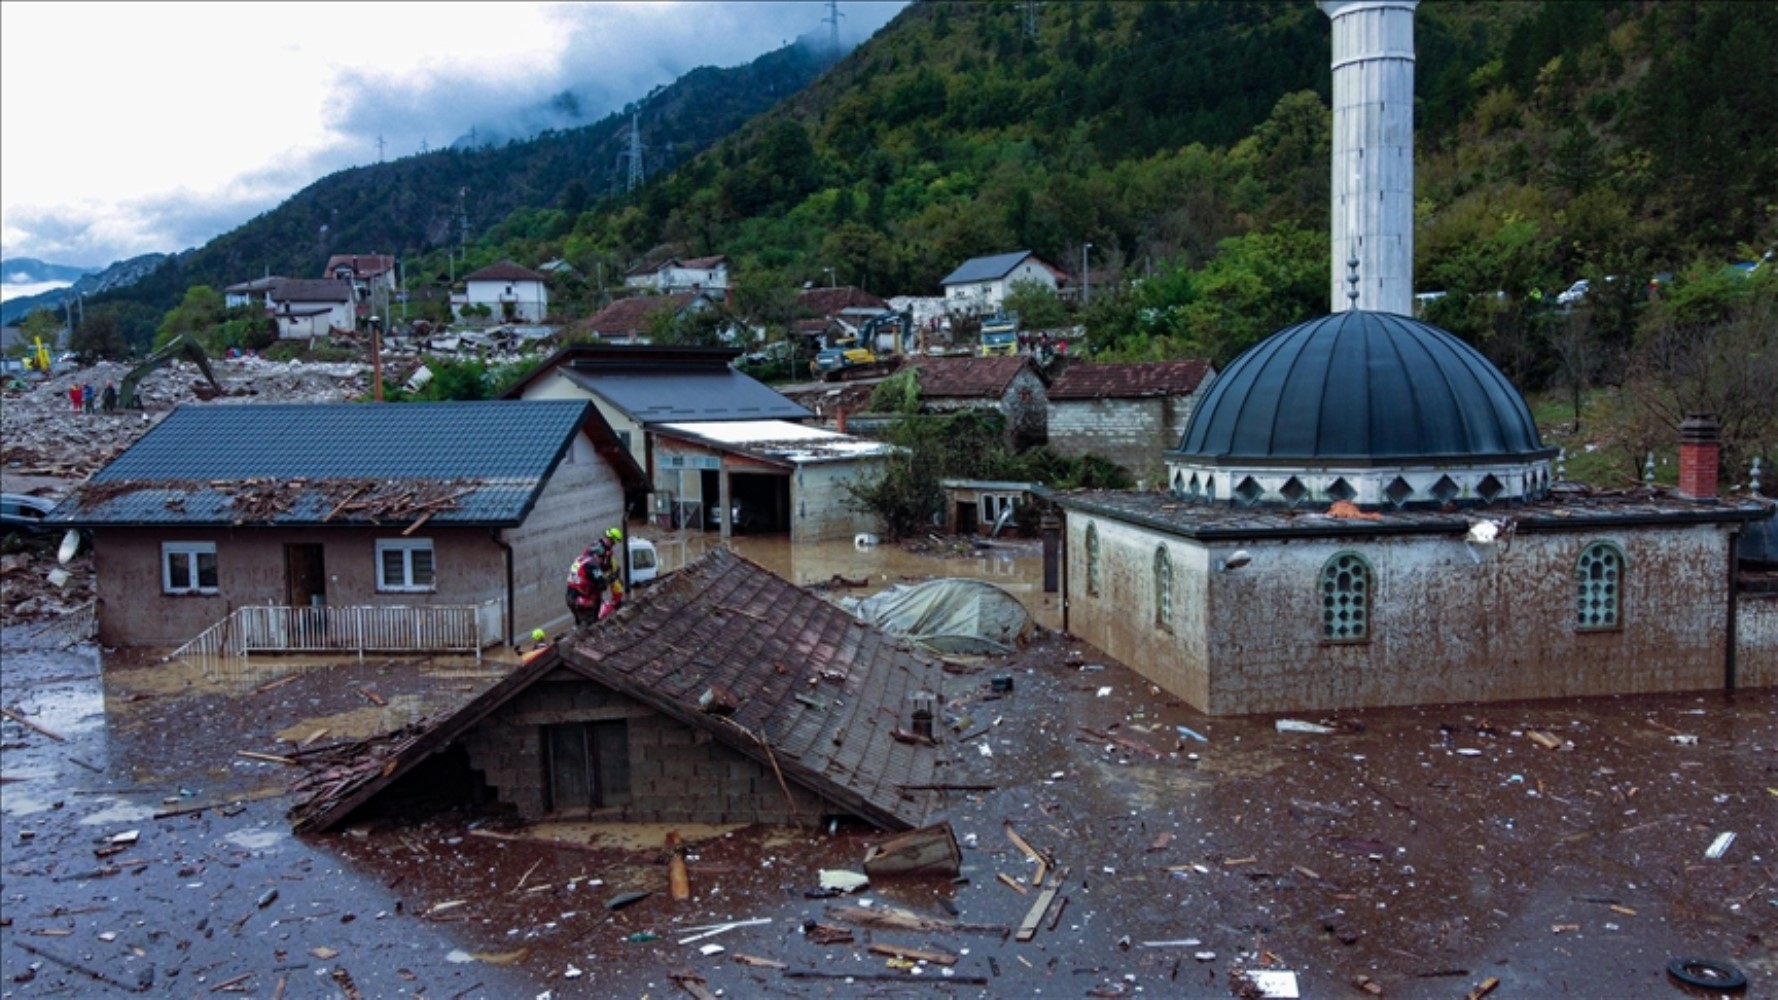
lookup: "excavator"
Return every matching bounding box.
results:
[118,335,226,409]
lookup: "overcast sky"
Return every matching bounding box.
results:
[0,1,908,271]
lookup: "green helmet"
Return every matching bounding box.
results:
[606,527,624,542]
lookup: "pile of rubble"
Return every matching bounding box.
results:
[2,356,371,481]
[1,355,371,627]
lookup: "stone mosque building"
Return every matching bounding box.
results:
[1050,0,1776,716]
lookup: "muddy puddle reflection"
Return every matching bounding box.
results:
[645,529,1063,631]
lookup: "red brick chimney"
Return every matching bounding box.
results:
[835,406,848,434]
[1678,414,1721,499]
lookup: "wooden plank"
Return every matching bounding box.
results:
[1,706,67,743]
[866,942,959,966]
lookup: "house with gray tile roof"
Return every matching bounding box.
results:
[50,400,647,649]
[939,250,1063,315]
[500,345,888,541]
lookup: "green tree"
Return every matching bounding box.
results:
[1003,278,1068,330]
[154,285,226,350]
[69,310,129,360]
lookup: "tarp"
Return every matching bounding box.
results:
[842,578,1033,655]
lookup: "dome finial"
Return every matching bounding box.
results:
[1345,252,1361,305]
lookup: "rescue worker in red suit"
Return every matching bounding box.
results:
[565,545,605,627]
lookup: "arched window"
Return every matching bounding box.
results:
[1575,542,1624,629]
[1320,551,1372,641]
[1154,546,1174,629]
[1086,523,1101,596]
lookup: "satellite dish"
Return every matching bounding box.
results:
[57,529,82,565]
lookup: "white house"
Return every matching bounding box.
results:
[454,261,549,324]
[624,255,730,295]
[940,250,1061,315]
[267,279,355,339]
[224,276,286,310]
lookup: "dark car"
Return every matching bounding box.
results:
[0,492,56,536]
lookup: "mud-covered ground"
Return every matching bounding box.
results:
[3,604,1773,998]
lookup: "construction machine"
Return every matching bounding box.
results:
[118,335,225,409]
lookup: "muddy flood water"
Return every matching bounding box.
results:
[2,535,1773,999]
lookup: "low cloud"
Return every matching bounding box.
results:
[3,1,909,269]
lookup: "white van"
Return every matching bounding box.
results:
[627,537,659,587]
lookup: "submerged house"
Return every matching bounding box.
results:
[49,400,647,649]
[293,548,946,831]
[1045,360,1216,483]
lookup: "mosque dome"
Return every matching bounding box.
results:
[1167,310,1556,508]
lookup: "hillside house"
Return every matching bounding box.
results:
[906,355,1049,449]
[623,255,730,295]
[572,292,719,343]
[267,279,355,339]
[940,251,1062,315]
[454,261,549,324]
[223,276,286,310]
[1046,360,1217,483]
[47,400,647,649]
[325,254,398,299]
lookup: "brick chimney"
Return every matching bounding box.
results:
[1678,414,1721,499]
[835,406,848,434]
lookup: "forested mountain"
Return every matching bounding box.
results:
[92,40,835,324]
[84,0,1776,381]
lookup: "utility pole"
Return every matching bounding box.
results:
[376,133,385,163]
[823,0,844,62]
[1082,243,1093,307]
[625,111,646,193]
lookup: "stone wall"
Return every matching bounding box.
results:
[462,671,833,824]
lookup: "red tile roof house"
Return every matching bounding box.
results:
[1045,360,1217,484]
[453,261,550,324]
[47,400,648,652]
[905,355,1050,449]
[571,292,719,343]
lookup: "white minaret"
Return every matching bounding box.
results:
[1320,0,1418,315]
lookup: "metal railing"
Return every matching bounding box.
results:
[173,601,500,666]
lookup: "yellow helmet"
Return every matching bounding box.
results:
[606,527,624,542]
[531,628,547,642]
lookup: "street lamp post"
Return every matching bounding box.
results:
[824,266,837,288]
[1082,243,1093,308]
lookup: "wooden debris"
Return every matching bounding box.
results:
[1017,867,1068,942]
[1465,977,1500,1000]
[236,751,296,766]
[2,706,67,743]
[802,922,854,945]
[209,972,253,992]
[667,830,691,901]
[358,687,386,707]
[1526,730,1564,750]
[1148,831,1174,852]
[298,729,329,748]
[827,904,1006,935]
[996,872,1030,895]
[671,973,719,1000]
[863,822,962,878]
[732,953,786,969]
[867,942,960,966]
[1080,724,1165,759]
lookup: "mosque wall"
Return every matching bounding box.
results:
[1197,522,1736,714]
[1065,515,1212,709]
[1736,591,1778,688]
[1065,512,1746,715]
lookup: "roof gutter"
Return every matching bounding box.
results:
[491,528,515,647]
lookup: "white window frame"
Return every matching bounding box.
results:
[162,541,219,595]
[376,538,436,592]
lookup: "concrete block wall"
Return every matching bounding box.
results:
[1047,398,1187,482]
[462,674,831,823]
[793,460,886,543]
